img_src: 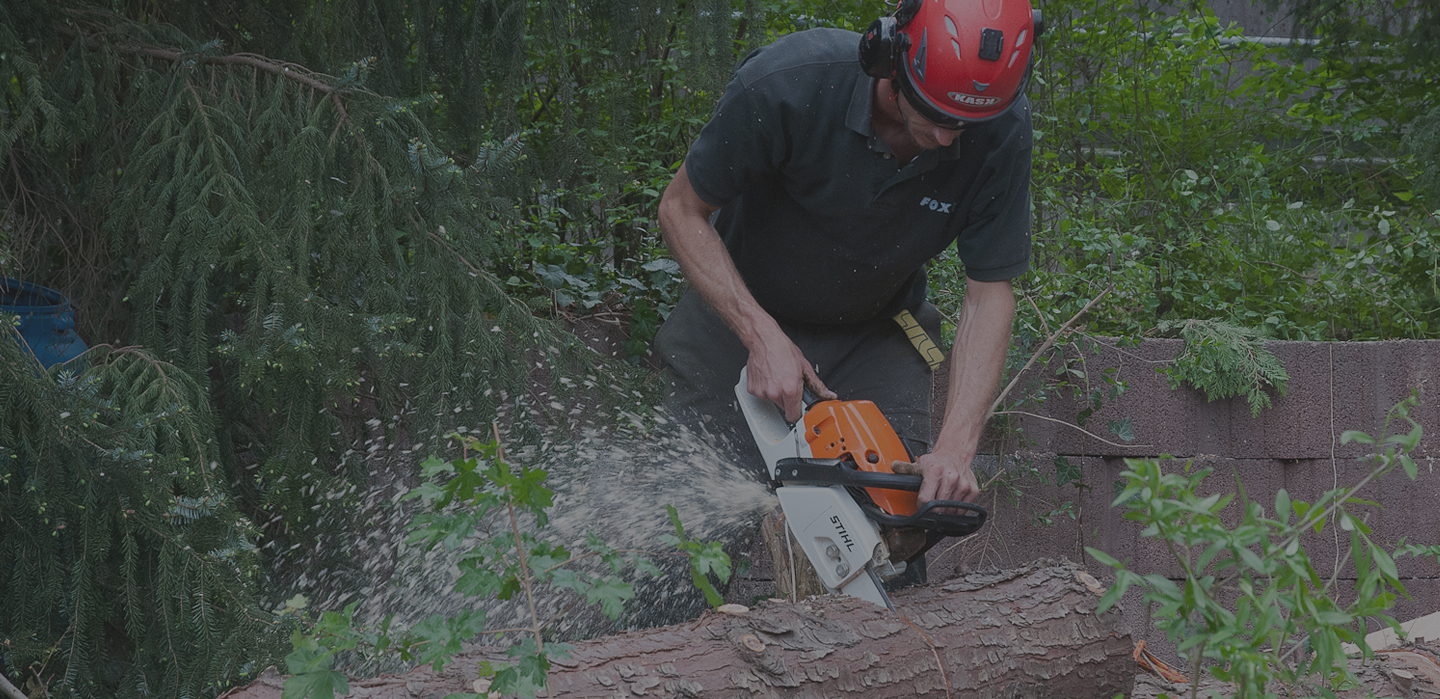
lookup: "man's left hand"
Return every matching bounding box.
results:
[892,452,979,505]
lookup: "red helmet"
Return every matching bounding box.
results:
[860,0,1042,125]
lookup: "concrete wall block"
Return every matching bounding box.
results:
[923,338,1440,660]
[941,338,1439,463]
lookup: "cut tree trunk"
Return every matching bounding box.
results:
[222,559,1134,699]
[758,510,827,601]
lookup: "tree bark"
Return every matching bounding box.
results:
[222,559,1135,699]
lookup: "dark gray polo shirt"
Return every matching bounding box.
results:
[684,27,1032,326]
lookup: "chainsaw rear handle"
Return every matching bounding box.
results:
[862,498,986,538]
[774,458,987,537]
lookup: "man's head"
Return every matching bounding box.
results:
[859,0,1043,125]
[891,80,965,149]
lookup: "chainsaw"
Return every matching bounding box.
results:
[735,369,986,610]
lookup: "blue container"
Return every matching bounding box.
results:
[1,278,89,368]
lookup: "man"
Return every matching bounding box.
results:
[655,0,1039,515]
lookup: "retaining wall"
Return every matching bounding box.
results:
[930,339,1440,659]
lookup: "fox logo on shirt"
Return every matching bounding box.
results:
[919,196,954,213]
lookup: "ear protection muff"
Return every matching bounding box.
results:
[858,0,922,79]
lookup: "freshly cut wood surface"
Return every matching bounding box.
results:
[221,559,1134,698]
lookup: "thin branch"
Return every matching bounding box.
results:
[988,286,1112,419]
[1023,293,1051,337]
[992,410,1150,449]
[129,47,340,94]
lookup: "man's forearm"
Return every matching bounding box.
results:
[657,163,777,349]
[933,279,1015,461]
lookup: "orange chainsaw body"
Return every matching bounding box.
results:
[800,399,919,517]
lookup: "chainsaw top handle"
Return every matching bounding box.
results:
[774,457,987,538]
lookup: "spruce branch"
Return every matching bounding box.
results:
[0,671,25,699]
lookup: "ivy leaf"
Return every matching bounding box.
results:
[1054,456,1082,488]
[1106,418,1136,442]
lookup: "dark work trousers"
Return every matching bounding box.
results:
[653,288,944,588]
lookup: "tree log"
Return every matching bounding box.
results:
[221,560,1134,698]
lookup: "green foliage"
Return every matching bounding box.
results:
[928,0,1440,352]
[1087,396,1424,698]
[279,436,726,699]
[1406,104,1440,204]
[661,503,733,608]
[1159,319,1289,417]
[1,0,632,537]
[1276,0,1440,129]
[1,2,656,694]
[0,332,280,698]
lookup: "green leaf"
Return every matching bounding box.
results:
[1112,483,1141,507]
[1340,430,1374,445]
[584,576,635,619]
[282,671,350,699]
[1372,543,1400,581]
[1096,569,1135,614]
[1086,546,1122,569]
[1106,418,1136,442]
[1292,499,1310,521]
[284,635,335,675]
[1237,547,1266,573]
[1054,456,1082,488]
[1275,489,1291,525]
[1196,541,1226,570]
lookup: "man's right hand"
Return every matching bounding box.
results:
[745,329,835,422]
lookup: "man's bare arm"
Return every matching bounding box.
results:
[657,163,834,420]
[895,278,1014,504]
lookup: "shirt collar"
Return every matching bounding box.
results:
[845,74,875,137]
[847,74,966,161]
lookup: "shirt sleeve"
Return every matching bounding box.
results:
[955,100,1034,282]
[683,73,788,208]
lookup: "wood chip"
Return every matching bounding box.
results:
[741,633,766,653]
[1077,571,1107,596]
[717,604,749,615]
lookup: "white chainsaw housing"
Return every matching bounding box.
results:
[735,369,894,608]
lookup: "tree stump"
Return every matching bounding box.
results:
[220,559,1135,698]
[758,510,827,602]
